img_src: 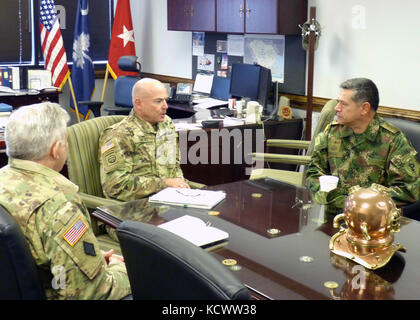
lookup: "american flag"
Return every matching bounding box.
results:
[39,0,69,89]
[62,217,88,247]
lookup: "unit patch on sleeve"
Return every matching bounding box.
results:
[101,140,115,154]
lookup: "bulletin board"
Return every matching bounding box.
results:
[191,32,306,96]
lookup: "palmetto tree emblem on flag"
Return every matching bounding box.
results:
[73,32,93,69]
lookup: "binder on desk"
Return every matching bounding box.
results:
[148,187,226,209]
[158,215,229,248]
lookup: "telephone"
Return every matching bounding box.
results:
[245,101,263,124]
[168,82,193,104]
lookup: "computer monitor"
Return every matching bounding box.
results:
[210,76,231,101]
[229,63,272,114]
[229,63,260,101]
[258,65,272,114]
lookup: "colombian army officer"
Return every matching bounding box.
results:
[306,78,420,211]
[99,78,190,201]
[0,102,131,299]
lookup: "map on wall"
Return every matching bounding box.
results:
[243,35,285,83]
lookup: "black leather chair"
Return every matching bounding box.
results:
[0,205,46,300]
[116,220,250,300]
[384,117,420,220]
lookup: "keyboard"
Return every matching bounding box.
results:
[212,108,234,118]
[168,94,191,104]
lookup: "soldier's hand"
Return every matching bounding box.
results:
[101,249,124,266]
[108,254,124,266]
[101,249,114,264]
[165,178,190,189]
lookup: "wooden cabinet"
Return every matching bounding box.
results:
[167,0,189,31]
[168,0,307,34]
[168,0,216,32]
[217,0,307,34]
[245,0,278,34]
[216,0,244,33]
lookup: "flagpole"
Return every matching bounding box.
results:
[100,64,109,104]
[68,77,81,123]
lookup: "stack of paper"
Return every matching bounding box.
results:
[149,187,226,209]
[158,215,229,248]
[192,97,229,109]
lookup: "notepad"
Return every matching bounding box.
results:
[158,215,229,248]
[148,187,226,209]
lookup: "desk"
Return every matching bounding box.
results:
[0,90,59,109]
[166,101,196,119]
[95,179,420,300]
[0,90,61,168]
[171,106,304,185]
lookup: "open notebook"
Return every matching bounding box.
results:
[148,188,226,209]
[158,215,229,248]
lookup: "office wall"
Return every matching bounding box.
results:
[129,0,420,111]
[308,0,420,111]
[130,0,192,79]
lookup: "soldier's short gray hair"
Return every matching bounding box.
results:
[6,102,70,160]
[340,78,380,111]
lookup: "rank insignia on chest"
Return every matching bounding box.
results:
[63,217,88,247]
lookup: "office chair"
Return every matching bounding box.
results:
[250,99,338,186]
[0,205,46,300]
[78,56,141,117]
[104,55,141,115]
[67,115,127,209]
[67,115,128,252]
[116,220,251,300]
[383,116,420,221]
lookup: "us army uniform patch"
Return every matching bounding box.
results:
[62,216,88,247]
[101,139,123,173]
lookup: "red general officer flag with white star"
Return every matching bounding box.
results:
[107,0,137,79]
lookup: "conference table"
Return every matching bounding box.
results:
[94,178,420,300]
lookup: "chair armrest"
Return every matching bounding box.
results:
[78,192,123,210]
[252,153,311,165]
[266,139,311,149]
[188,180,206,189]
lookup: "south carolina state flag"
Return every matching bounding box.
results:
[70,0,95,120]
[107,0,137,80]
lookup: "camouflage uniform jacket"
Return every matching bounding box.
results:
[306,114,420,207]
[99,112,184,200]
[0,158,131,300]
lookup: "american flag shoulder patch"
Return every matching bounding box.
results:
[101,140,115,154]
[62,217,88,247]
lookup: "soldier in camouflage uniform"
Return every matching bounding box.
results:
[99,78,190,201]
[0,103,131,299]
[306,78,420,212]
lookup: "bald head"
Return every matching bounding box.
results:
[132,78,169,124]
[132,78,166,104]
